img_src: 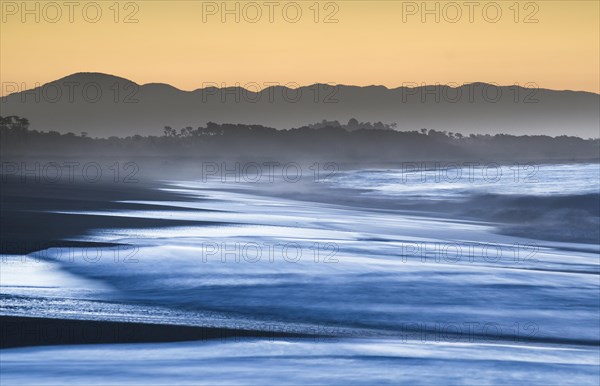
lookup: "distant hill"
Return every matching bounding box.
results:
[1,72,599,138]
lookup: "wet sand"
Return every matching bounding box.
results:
[0,176,224,255]
[0,316,310,349]
[1,177,257,348]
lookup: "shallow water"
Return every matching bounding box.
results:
[2,339,599,385]
[1,163,599,384]
[331,163,600,198]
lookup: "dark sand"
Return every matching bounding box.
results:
[1,176,255,348]
[0,316,311,349]
[0,176,227,255]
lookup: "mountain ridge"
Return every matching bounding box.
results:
[19,72,599,96]
[2,72,599,138]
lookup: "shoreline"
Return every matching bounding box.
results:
[0,176,226,255]
[0,316,311,349]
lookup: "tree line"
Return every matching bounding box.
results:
[1,115,598,162]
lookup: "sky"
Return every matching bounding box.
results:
[1,1,599,95]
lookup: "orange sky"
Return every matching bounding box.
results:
[1,1,599,95]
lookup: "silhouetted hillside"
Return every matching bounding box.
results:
[2,73,598,138]
[2,116,598,163]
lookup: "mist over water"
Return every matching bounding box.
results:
[3,164,600,383]
[2,162,598,384]
[332,163,600,198]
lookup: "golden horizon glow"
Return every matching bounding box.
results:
[1,1,599,96]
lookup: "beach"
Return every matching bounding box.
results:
[1,162,599,384]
